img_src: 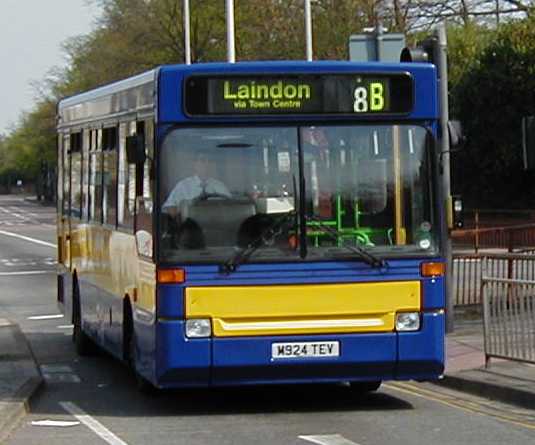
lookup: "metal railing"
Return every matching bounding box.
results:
[452,219,535,307]
[481,254,535,365]
[453,254,483,306]
[482,275,535,366]
[453,252,535,306]
[452,223,535,253]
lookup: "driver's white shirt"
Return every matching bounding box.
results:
[162,175,231,211]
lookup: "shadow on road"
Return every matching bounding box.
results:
[26,331,414,419]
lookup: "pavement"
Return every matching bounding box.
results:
[1,311,534,441]
[441,310,535,409]
[0,319,42,443]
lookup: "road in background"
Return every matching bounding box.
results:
[2,196,535,445]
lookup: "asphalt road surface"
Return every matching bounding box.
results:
[1,195,535,445]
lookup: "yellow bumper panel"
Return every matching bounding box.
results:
[185,281,421,337]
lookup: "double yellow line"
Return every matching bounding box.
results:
[385,381,535,430]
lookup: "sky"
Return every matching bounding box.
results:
[0,0,98,135]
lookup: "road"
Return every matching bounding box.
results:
[1,195,535,445]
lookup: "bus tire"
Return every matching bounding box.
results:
[72,278,95,356]
[124,301,156,394]
[349,381,381,393]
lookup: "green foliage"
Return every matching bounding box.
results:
[446,22,494,103]
[0,101,56,180]
[313,1,371,60]
[3,0,535,209]
[450,16,535,207]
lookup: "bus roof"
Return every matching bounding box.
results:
[57,61,437,127]
[160,59,434,74]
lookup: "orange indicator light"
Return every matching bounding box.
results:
[157,268,186,284]
[421,262,445,277]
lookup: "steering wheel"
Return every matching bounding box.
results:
[195,192,231,202]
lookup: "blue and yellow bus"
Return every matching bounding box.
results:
[57,60,448,391]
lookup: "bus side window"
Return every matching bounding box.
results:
[118,122,135,231]
[62,135,70,216]
[70,132,82,218]
[135,119,154,258]
[89,129,103,223]
[82,130,90,220]
[57,135,64,216]
[102,126,118,227]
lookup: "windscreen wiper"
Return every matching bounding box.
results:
[306,215,386,268]
[220,211,297,275]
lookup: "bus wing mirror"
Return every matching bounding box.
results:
[357,159,388,214]
[126,135,146,164]
[448,120,465,150]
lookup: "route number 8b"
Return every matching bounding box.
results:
[353,83,385,113]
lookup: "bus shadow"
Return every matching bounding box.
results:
[150,384,415,416]
[24,333,415,418]
[32,373,414,419]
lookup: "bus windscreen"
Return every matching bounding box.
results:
[184,73,413,116]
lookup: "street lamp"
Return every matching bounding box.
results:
[305,0,313,61]
[226,0,236,62]
[184,0,191,64]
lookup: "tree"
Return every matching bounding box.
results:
[394,1,534,29]
[3,0,535,206]
[452,15,535,207]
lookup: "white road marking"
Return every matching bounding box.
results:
[0,229,56,248]
[57,324,74,329]
[31,420,80,427]
[44,373,81,383]
[0,270,54,276]
[0,257,57,267]
[28,314,64,320]
[40,365,75,373]
[59,401,129,445]
[299,435,361,445]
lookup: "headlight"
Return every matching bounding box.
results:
[395,312,420,332]
[185,319,211,338]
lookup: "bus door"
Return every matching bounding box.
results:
[59,133,72,270]
[62,130,83,272]
[68,131,83,271]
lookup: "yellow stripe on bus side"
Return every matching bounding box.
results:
[185,281,420,337]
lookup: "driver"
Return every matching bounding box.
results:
[162,151,231,217]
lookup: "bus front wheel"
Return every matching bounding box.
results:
[124,302,156,394]
[72,280,95,356]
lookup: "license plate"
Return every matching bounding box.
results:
[271,341,340,359]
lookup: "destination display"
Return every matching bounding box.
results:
[184,73,413,116]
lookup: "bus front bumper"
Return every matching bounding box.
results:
[155,312,444,388]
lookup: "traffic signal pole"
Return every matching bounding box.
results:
[436,23,455,333]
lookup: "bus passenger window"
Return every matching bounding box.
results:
[118,122,135,231]
[89,130,103,223]
[61,135,69,216]
[135,120,154,258]
[82,131,90,220]
[57,136,63,215]
[70,132,82,218]
[102,126,118,226]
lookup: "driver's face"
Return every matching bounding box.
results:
[194,155,211,179]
